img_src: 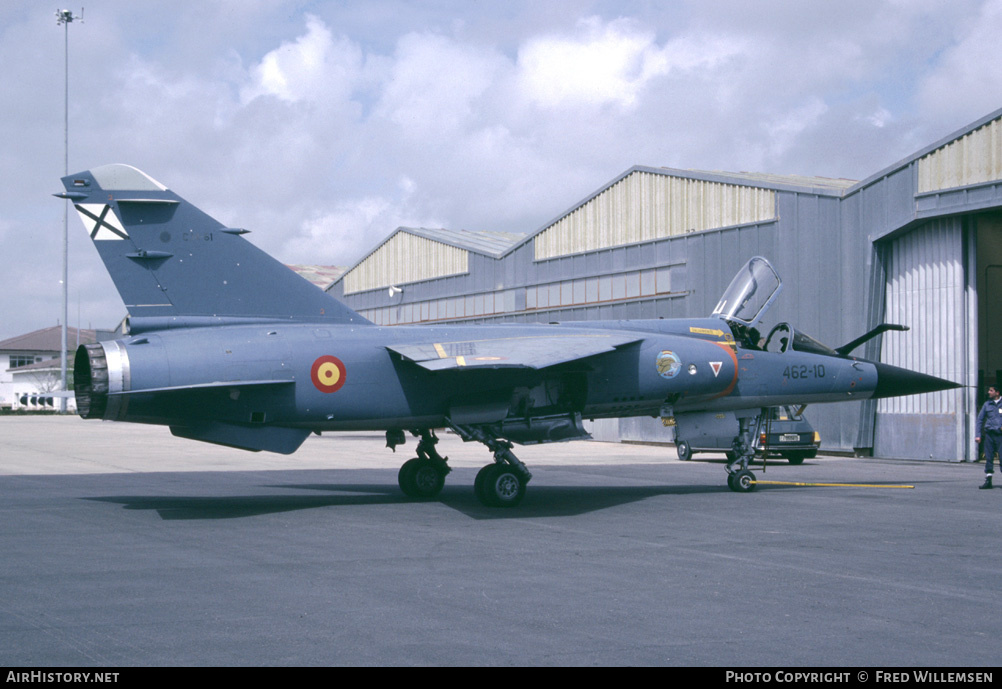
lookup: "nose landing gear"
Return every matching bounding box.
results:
[726,410,763,492]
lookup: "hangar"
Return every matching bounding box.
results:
[328,108,1002,462]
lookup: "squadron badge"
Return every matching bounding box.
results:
[656,350,682,379]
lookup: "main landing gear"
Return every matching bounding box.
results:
[388,426,533,507]
[394,429,452,499]
[464,430,532,508]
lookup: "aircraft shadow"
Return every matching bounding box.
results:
[85,482,727,521]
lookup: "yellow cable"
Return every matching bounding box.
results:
[751,480,914,489]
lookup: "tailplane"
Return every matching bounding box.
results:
[57,164,369,331]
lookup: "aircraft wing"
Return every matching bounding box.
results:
[387,332,642,371]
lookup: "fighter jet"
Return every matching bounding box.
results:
[57,165,959,506]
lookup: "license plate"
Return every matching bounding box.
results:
[780,433,800,443]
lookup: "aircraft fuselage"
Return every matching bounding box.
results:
[80,317,879,434]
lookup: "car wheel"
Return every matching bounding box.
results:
[677,440,692,461]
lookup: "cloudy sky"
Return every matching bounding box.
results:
[1,0,1000,340]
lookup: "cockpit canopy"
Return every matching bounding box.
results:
[762,322,840,357]
[711,256,783,328]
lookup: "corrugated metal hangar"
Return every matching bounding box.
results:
[328,108,1002,461]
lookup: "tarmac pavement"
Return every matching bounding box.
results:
[1,416,999,666]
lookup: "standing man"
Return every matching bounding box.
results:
[975,385,1002,489]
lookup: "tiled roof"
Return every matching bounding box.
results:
[286,265,348,290]
[0,326,98,352]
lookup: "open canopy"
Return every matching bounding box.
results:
[711,256,783,328]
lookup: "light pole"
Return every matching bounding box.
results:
[56,8,82,413]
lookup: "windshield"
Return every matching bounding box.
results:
[711,256,783,327]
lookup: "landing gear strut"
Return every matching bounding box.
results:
[726,410,763,493]
[395,429,452,499]
[450,422,532,507]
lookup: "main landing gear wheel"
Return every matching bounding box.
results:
[727,469,757,493]
[475,463,526,508]
[398,457,447,499]
[676,440,692,461]
[447,422,533,508]
[474,464,493,501]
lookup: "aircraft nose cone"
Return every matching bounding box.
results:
[871,362,961,399]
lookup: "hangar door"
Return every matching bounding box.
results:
[976,213,1002,395]
[874,217,974,461]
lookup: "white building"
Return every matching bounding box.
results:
[0,326,110,411]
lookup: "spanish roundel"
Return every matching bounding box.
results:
[311,355,347,393]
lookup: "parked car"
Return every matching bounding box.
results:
[674,406,820,464]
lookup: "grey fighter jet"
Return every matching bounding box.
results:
[57,165,959,506]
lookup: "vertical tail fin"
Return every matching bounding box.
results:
[58,164,369,331]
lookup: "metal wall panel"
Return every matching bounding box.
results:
[533,171,776,260]
[342,232,469,294]
[875,218,969,460]
[918,116,1002,193]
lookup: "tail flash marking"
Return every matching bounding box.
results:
[75,204,129,240]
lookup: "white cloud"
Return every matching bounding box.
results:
[860,107,893,129]
[375,31,509,138]
[283,188,443,266]
[516,17,742,110]
[766,98,830,158]
[240,14,363,106]
[917,0,1002,125]
[517,17,660,109]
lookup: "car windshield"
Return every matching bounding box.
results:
[711,256,783,327]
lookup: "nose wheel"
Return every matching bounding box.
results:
[727,469,757,492]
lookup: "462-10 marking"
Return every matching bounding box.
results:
[784,364,825,379]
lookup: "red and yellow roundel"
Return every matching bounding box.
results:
[311,355,347,393]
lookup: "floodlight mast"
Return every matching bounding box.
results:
[55,8,83,413]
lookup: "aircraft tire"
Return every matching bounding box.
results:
[474,464,495,503]
[476,464,525,508]
[728,469,756,493]
[676,441,692,461]
[398,457,445,499]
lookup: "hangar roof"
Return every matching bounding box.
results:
[335,226,525,295]
[390,227,523,257]
[683,169,858,193]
